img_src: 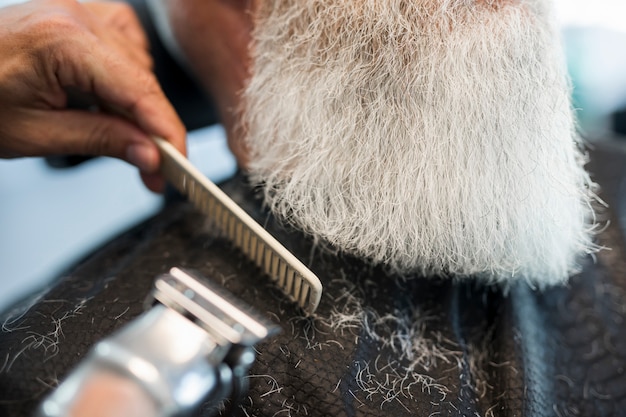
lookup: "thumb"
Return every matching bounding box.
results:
[28,109,161,173]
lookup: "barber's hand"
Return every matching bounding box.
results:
[0,0,186,192]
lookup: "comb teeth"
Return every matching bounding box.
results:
[154,137,322,315]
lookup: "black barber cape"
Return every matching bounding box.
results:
[1,142,626,417]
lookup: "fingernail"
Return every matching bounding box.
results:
[126,142,157,173]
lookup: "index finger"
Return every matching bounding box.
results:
[70,37,187,156]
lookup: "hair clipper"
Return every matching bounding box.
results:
[36,267,279,417]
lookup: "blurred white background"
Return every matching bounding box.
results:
[1,0,625,312]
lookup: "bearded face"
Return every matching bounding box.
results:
[241,0,598,285]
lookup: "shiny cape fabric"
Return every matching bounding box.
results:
[1,142,626,417]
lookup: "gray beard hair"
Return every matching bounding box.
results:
[242,0,599,286]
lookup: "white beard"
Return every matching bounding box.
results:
[242,0,598,286]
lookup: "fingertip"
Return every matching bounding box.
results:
[140,172,166,193]
[126,141,160,173]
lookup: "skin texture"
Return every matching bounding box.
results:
[0,0,186,192]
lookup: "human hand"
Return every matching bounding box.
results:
[0,0,186,192]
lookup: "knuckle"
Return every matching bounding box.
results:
[140,71,160,91]
[26,13,86,75]
[105,2,139,26]
[135,72,163,102]
[30,12,82,40]
[112,2,135,18]
[86,122,114,156]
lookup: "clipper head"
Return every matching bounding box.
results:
[148,267,280,347]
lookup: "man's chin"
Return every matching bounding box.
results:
[243,0,599,286]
